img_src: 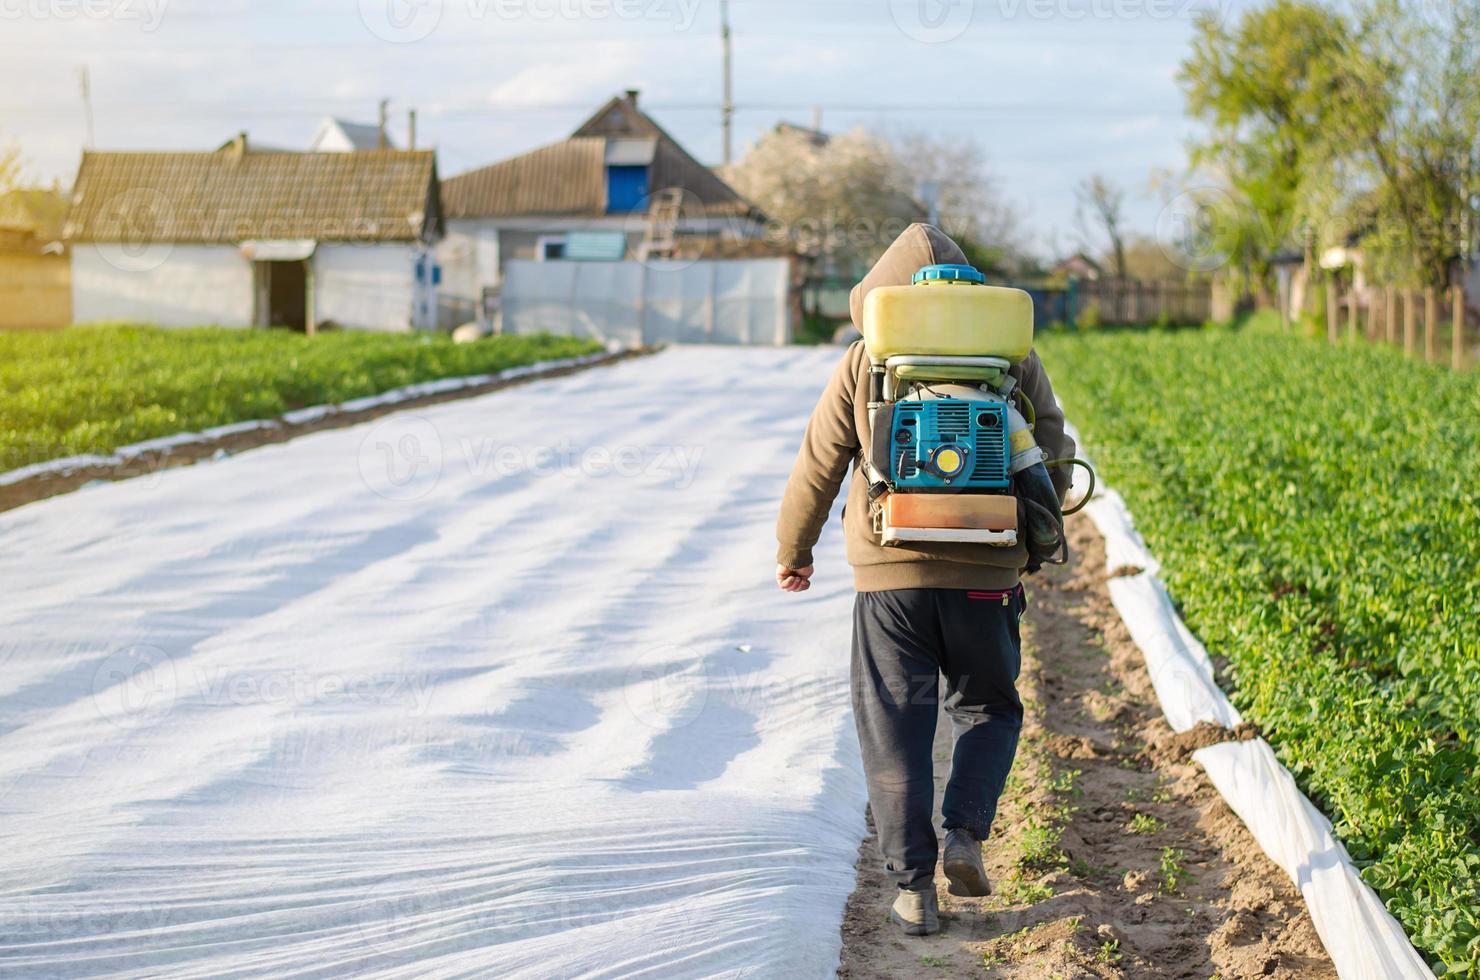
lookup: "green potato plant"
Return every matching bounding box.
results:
[0,324,601,472]
[1039,325,1480,977]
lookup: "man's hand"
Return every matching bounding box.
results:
[776,564,814,593]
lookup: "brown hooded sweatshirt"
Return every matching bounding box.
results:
[775,223,1076,592]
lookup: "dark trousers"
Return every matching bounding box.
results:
[851,587,1025,891]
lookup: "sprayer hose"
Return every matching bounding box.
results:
[1016,389,1036,427]
[1044,457,1096,515]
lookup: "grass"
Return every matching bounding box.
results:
[1038,321,1480,975]
[0,324,603,472]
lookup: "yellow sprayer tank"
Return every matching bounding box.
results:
[861,265,1034,364]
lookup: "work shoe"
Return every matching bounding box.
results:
[890,887,940,936]
[943,828,992,897]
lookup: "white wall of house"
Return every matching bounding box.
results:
[436,220,500,326]
[73,242,431,331]
[313,243,422,332]
[72,244,254,326]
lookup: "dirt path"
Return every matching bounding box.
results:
[836,514,1336,979]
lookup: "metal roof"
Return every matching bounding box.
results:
[65,144,439,243]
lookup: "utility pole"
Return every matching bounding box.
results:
[378,98,389,149]
[720,0,733,165]
[78,66,95,149]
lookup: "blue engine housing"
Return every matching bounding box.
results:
[889,399,1011,491]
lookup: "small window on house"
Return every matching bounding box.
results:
[605,165,649,214]
[537,235,567,260]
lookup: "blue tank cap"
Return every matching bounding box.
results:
[912,263,985,285]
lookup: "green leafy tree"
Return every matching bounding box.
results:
[1315,0,1480,288]
[1178,0,1352,288]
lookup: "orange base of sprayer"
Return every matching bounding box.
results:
[876,492,1019,546]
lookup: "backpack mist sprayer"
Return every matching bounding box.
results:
[859,263,1094,569]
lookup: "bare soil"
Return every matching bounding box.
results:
[836,514,1335,980]
[0,347,651,515]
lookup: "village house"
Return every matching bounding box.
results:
[437,90,764,325]
[65,134,442,332]
[1051,251,1103,281]
[0,187,71,330]
[310,117,396,153]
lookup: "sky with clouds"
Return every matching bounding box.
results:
[0,0,1236,256]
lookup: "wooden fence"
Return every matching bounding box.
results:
[799,275,1213,333]
[1073,278,1213,326]
[1321,284,1473,371]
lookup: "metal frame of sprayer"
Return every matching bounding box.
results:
[866,354,1047,546]
[861,263,1090,560]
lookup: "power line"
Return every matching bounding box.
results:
[0,32,1183,52]
[0,100,1180,120]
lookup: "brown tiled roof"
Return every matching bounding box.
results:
[442,137,607,218]
[442,93,759,220]
[65,145,439,243]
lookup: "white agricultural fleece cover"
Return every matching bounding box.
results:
[0,347,867,979]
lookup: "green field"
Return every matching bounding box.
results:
[1038,321,1480,975]
[0,325,602,473]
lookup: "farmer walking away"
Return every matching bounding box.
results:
[774,224,1079,936]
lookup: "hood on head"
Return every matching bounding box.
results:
[849,223,968,327]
